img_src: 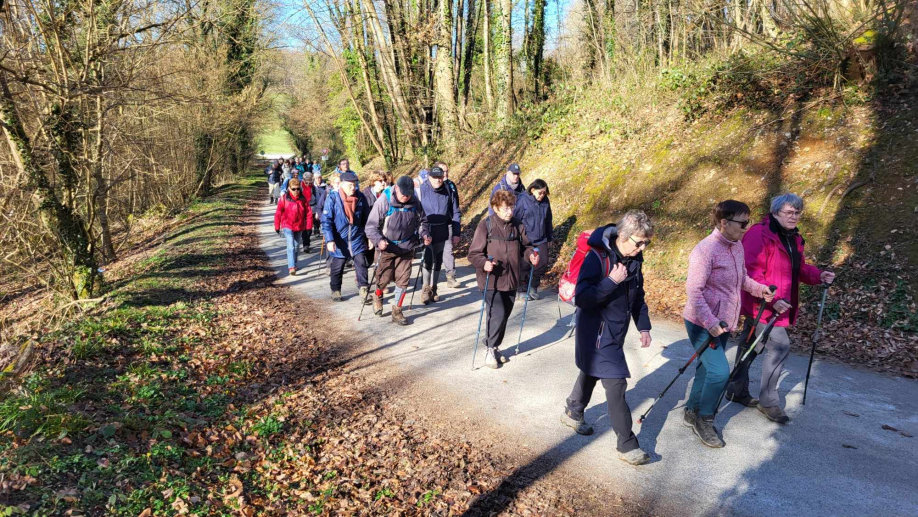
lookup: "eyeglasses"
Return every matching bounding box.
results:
[779,209,803,218]
[629,236,651,248]
[726,218,750,229]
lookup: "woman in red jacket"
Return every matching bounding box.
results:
[274,178,313,276]
[726,193,834,423]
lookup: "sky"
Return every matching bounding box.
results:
[273,0,576,54]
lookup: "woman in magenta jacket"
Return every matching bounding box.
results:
[683,200,774,448]
[726,193,834,423]
[274,178,313,276]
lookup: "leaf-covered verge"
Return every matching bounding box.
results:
[0,173,634,515]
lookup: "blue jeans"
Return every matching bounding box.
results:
[684,319,730,417]
[282,229,303,269]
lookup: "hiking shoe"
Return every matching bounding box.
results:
[430,287,440,302]
[757,403,790,424]
[421,286,433,305]
[692,415,725,448]
[359,286,370,304]
[683,408,697,428]
[373,293,383,316]
[303,246,311,254]
[528,287,540,300]
[331,290,342,302]
[561,409,594,435]
[619,448,651,466]
[391,306,408,326]
[446,272,459,288]
[493,349,510,364]
[727,394,760,407]
[484,348,500,369]
[288,267,297,276]
[516,291,528,302]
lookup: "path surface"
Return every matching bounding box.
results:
[258,201,918,516]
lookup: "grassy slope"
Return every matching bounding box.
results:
[444,83,918,376]
[257,94,296,156]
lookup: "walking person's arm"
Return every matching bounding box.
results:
[274,197,284,233]
[631,268,652,347]
[467,220,489,271]
[365,195,386,249]
[574,252,618,309]
[686,244,720,333]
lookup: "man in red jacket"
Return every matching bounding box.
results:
[726,193,834,423]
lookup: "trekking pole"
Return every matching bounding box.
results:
[637,321,727,424]
[357,256,381,322]
[408,245,425,310]
[472,256,494,370]
[803,284,830,405]
[514,247,538,355]
[713,307,784,415]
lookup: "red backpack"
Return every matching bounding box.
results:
[558,230,611,303]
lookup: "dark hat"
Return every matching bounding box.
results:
[507,163,521,174]
[429,166,444,178]
[340,171,358,183]
[396,175,414,197]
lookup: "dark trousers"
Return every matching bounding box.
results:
[329,252,369,291]
[566,372,639,453]
[302,232,311,249]
[518,251,549,292]
[484,289,516,350]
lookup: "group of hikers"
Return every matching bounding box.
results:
[267,157,834,466]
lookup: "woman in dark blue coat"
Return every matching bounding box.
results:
[561,210,655,466]
[513,179,553,300]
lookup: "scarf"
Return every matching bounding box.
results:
[339,187,357,224]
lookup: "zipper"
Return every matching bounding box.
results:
[596,321,605,349]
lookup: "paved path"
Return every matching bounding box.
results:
[258,201,918,516]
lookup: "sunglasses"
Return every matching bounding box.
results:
[289,188,301,192]
[629,236,651,248]
[726,218,749,229]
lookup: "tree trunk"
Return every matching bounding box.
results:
[527,0,546,98]
[493,0,513,124]
[460,0,480,117]
[483,0,495,111]
[435,0,460,149]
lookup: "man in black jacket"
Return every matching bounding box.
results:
[417,166,460,304]
[435,161,462,288]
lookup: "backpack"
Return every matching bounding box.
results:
[558,230,611,303]
[381,187,417,244]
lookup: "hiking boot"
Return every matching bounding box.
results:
[493,348,510,364]
[516,291,528,302]
[561,409,594,435]
[303,245,311,254]
[391,306,408,326]
[484,348,500,369]
[727,394,760,407]
[446,272,459,288]
[359,286,370,304]
[430,287,440,302]
[373,293,383,316]
[619,448,651,466]
[528,287,540,300]
[421,286,433,305]
[692,415,725,448]
[331,290,342,302]
[757,403,790,424]
[683,408,697,428]
[288,267,297,276]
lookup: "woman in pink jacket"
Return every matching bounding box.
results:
[726,193,835,423]
[683,200,774,448]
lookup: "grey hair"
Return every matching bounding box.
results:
[770,193,804,214]
[616,210,654,239]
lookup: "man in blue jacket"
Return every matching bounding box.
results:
[321,172,370,302]
[561,210,656,466]
[488,163,525,216]
[435,161,462,288]
[514,179,553,300]
[417,166,460,304]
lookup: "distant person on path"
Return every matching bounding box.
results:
[274,178,312,276]
[267,161,282,204]
[513,179,553,301]
[726,193,834,423]
[467,190,538,369]
[417,166,460,304]
[488,163,525,216]
[301,172,314,253]
[414,168,429,190]
[361,171,390,267]
[435,161,462,288]
[683,200,775,448]
[560,210,654,466]
[365,176,431,326]
[322,172,371,302]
